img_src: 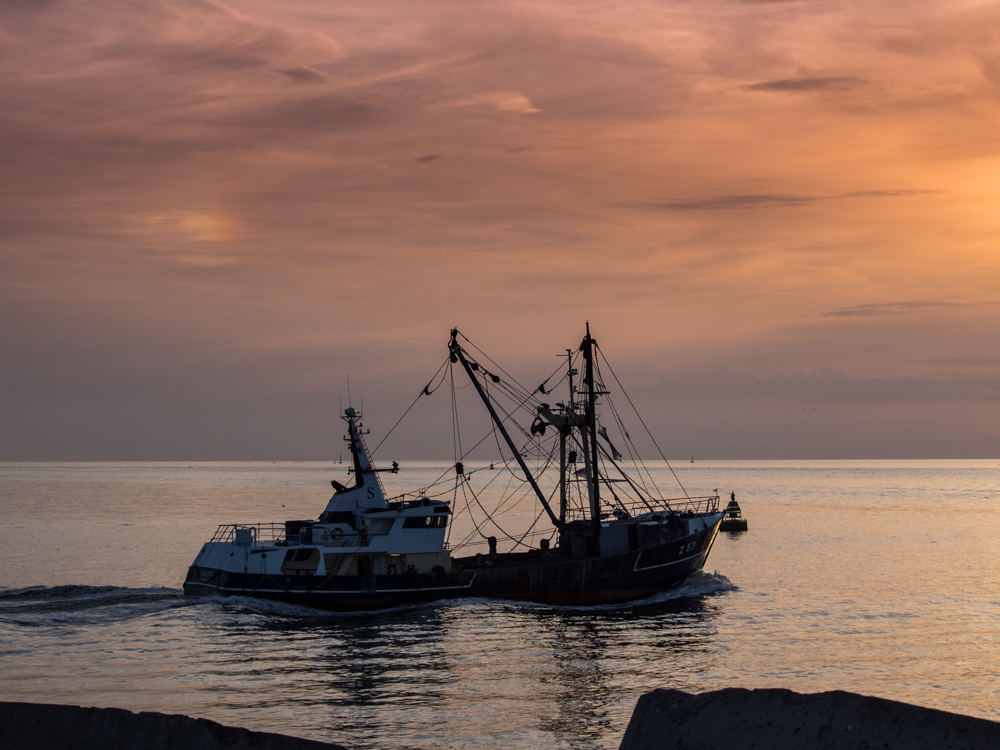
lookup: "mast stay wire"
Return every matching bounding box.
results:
[420,356,560,496]
[457,437,555,547]
[591,351,663,500]
[595,344,691,500]
[454,480,528,550]
[589,351,654,497]
[447,400,565,552]
[459,335,632,546]
[596,375,659,500]
[399,353,562,538]
[357,335,588,548]
[454,330,571,417]
[370,354,451,456]
[594,443,657,514]
[396,383,554,519]
[451,448,560,551]
[471,358,567,478]
[448,465,512,548]
[367,332,686,551]
[452,330,531,395]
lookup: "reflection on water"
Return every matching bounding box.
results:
[531,596,721,747]
[172,586,726,750]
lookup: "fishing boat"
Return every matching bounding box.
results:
[183,326,725,610]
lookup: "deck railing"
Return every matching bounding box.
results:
[206,522,429,548]
[209,523,286,546]
[564,494,720,523]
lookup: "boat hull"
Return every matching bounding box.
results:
[462,539,718,606]
[183,567,477,611]
[183,517,723,611]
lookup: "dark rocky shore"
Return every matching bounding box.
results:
[0,702,347,750]
[5,688,1000,750]
[620,688,1000,749]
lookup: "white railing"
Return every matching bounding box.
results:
[209,523,285,546]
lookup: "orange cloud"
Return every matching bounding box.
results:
[2,0,999,458]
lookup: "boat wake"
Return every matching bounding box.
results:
[205,570,739,620]
[495,569,737,613]
[0,570,735,628]
[638,569,736,604]
[0,585,188,629]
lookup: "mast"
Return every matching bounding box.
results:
[559,429,567,524]
[321,407,395,516]
[559,348,573,524]
[449,330,564,531]
[581,323,602,544]
[345,408,368,489]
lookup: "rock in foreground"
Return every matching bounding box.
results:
[620,688,1000,750]
[0,702,349,750]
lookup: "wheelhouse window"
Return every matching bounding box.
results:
[281,547,320,575]
[403,515,447,529]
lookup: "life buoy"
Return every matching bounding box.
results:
[331,528,344,540]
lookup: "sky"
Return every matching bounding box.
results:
[2,0,999,460]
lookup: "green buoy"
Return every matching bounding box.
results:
[720,493,748,531]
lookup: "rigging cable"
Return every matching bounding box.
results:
[449,438,560,551]
[370,354,451,456]
[599,387,659,500]
[595,344,691,499]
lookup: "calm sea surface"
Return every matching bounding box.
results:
[1,460,998,749]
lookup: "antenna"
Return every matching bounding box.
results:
[346,374,353,409]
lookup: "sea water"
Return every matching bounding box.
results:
[1,460,998,749]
